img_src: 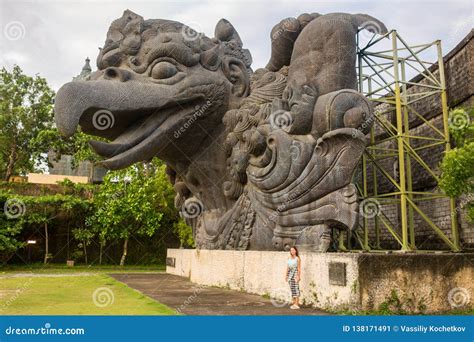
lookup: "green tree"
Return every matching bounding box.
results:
[0,66,55,180]
[32,129,105,171]
[0,218,23,256]
[173,219,195,248]
[440,108,474,221]
[21,194,90,264]
[1,188,91,264]
[87,159,176,266]
[0,191,24,259]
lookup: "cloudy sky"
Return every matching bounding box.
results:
[0,0,472,90]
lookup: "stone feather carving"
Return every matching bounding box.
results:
[55,10,386,251]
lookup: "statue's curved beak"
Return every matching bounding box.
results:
[54,79,206,169]
[54,79,177,139]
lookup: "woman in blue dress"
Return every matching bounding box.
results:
[285,246,301,309]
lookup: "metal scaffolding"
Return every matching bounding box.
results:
[342,30,460,252]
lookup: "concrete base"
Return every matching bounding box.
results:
[166,249,473,313]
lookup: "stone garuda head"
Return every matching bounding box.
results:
[55,10,387,251]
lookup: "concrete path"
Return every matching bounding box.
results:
[110,273,328,315]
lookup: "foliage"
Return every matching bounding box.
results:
[0,64,190,261]
[0,66,55,180]
[173,219,195,248]
[0,65,102,180]
[1,158,190,264]
[439,142,474,198]
[439,107,474,221]
[0,217,24,255]
[448,107,474,147]
[85,158,179,265]
[0,190,25,255]
[32,129,105,169]
[0,188,92,261]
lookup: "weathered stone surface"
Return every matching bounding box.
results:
[167,248,361,310]
[167,248,474,312]
[328,262,347,286]
[54,10,385,251]
[357,253,474,312]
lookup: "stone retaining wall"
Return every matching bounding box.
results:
[167,248,473,313]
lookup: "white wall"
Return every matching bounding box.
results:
[167,248,361,309]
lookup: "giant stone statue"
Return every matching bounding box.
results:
[54,10,386,252]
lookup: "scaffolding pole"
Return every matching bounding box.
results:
[349,29,461,252]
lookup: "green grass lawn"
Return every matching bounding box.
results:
[0,263,165,274]
[0,274,176,315]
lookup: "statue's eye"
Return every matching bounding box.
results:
[151,61,178,79]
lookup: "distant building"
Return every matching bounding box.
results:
[73,57,92,81]
[8,176,27,183]
[48,147,107,185]
[27,173,89,185]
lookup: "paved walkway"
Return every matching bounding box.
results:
[110,273,328,315]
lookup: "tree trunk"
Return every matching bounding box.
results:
[89,164,94,183]
[4,143,17,181]
[99,241,103,265]
[119,237,129,266]
[66,224,70,260]
[43,222,49,265]
[83,239,88,265]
